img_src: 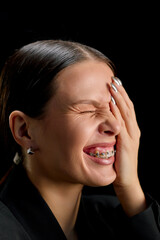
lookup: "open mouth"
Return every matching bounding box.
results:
[83,142,116,164]
[87,150,115,159]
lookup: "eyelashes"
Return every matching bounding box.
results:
[80,110,96,114]
[80,103,112,116]
[80,108,111,116]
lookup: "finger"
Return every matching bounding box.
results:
[110,97,123,124]
[110,99,130,152]
[111,77,134,110]
[112,77,133,109]
[110,82,139,138]
[110,85,133,121]
[112,77,133,107]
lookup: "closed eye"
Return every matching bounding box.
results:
[80,110,96,114]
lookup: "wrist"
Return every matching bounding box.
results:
[114,181,147,217]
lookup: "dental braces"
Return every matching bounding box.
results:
[89,150,116,159]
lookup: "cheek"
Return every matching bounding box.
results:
[55,117,96,152]
[59,123,90,148]
[40,114,98,160]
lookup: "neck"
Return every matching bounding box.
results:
[43,181,82,238]
[26,168,83,238]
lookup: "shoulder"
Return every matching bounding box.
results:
[0,201,31,240]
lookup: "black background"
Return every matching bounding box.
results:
[0,6,159,202]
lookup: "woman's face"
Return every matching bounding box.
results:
[30,60,121,186]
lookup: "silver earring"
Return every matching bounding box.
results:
[13,152,22,165]
[27,147,34,155]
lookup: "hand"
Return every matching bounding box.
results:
[110,77,147,216]
[110,77,140,187]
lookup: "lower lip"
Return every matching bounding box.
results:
[84,152,115,165]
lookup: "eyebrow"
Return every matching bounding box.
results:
[72,100,103,107]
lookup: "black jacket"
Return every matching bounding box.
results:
[0,164,160,240]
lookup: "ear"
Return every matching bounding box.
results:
[9,111,33,149]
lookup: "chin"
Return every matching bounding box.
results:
[84,164,117,187]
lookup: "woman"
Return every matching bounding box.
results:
[0,40,159,239]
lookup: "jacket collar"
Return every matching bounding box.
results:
[0,164,68,240]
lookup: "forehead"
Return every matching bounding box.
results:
[55,60,114,104]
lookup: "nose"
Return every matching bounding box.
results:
[98,112,121,136]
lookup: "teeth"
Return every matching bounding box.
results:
[95,151,100,157]
[89,150,116,159]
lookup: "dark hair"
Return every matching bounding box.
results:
[0,39,116,179]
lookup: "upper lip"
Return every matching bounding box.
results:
[83,141,116,151]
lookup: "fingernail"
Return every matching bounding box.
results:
[117,78,122,86]
[111,83,118,92]
[112,76,122,86]
[111,96,116,105]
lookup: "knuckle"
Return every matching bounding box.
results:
[125,109,132,119]
[137,128,141,138]
[128,99,134,110]
[121,118,125,127]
